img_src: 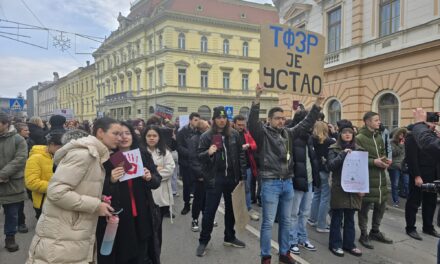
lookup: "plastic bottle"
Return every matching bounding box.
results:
[100,215,119,256]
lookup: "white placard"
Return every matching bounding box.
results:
[341,151,369,193]
[119,148,144,182]
[178,115,189,131]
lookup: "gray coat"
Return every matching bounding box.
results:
[0,127,28,205]
[248,102,320,179]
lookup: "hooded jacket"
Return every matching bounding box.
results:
[27,135,109,264]
[389,127,407,170]
[356,126,388,204]
[0,126,28,205]
[248,102,320,180]
[24,145,54,209]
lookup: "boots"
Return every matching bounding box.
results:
[5,235,19,252]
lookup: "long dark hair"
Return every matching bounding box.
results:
[141,125,167,156]
[92,117,119,136]
[210,119,232,136]
[337,129,356,150]
[120,121,139,150]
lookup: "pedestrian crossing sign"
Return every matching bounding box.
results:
[9,99,24,111]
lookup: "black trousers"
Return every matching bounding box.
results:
[405,183,437,232]
[192,180,206,220]
[199,173,237,245]
[250,174,257,202]
[180,165,193,207]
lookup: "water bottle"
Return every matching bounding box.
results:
[100,215,119,256]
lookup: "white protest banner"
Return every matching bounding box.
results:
[260,24,325,96]
[119,148,144,182]
[178,115,189,131]
[341,151,369,193]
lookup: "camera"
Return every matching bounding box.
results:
[421,180,440,193]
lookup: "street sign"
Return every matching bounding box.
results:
[224,106,233,121]
[9,98,24,111]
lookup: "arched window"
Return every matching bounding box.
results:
[327,99,341,125]
[239,106,250,119]
[201,36,208,53]
[242,42,249,57]
[198,105,211,120]
[223,39,229,54]
[378,93,399,131]
[178,33,185,50]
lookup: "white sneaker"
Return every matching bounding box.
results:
[249,209,260,221]
[316,227,330,233]
[191,219,200,232]
[307,219,317,227]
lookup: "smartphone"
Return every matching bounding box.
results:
[427,112,439,123]
[109,151,132,173]
[212,134,223,149]
[292,100,300,111]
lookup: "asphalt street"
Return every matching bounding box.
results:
[0,183,437,264]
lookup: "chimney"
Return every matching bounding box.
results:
[86,61,90,66]
[53,72,59,81]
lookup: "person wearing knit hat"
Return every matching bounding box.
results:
[60,129,89,145]
[196,105,247,257]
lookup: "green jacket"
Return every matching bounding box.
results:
[327,143,363,210]
[0,128,28,205]
[356,126,388,204]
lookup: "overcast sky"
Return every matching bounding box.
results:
[0,0,274,98]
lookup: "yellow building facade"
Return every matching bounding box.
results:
[93,0,279,120]
[57,62,96,122]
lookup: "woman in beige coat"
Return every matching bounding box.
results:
[27,118,122,264]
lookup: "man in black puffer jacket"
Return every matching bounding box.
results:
[196,107,247,257]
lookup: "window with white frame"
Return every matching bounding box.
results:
[327,99,341,125]
[201,36,208,53]
[201,71,208,89]
[242,74,249,91]
[223,39,229,54]
[327,7,341,53]
[378,93,399,130]
[380,0,400,37]
[223,72,230,90]
[178,33,185,50]
[178,68,186,87]
[242,42,249,57]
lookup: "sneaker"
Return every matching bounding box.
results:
[369,230,393,244]
[289,244,300,255]
[329,247,344,257]
[181,205,190,215]
[213,221,218,227]
[316,227,330,233]
[261,255,271,264]
[392,203,399,208]
[190,193,194,199]
[18,224,28,233]
[423,229,440,238]
[407,230,422,240]
[223,238,246,248]
[196,243,207,257]
[173,192,180,197]
[307,219,317,227]
[191,219,200,232]
[299,241,316,251]
[359,234,374,249]
[279,253,297,264]
[249,209,260,221]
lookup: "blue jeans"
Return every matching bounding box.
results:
[260,178,294,257]
[245,168,252,211]
[310,171,330,229]
[2,202,20,236]
[329,209,356,250]
[290,183,313,245]
[388,168,409,203]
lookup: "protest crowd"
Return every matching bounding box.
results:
[1,85,440,264]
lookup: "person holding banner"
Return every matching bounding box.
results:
[327,120,364,257]
[96,122,162,264]
[248,84,323,264]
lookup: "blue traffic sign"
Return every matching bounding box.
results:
[224,106,233,121]
[9,98,24,111]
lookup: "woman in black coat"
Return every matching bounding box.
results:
[96,122,162,264]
